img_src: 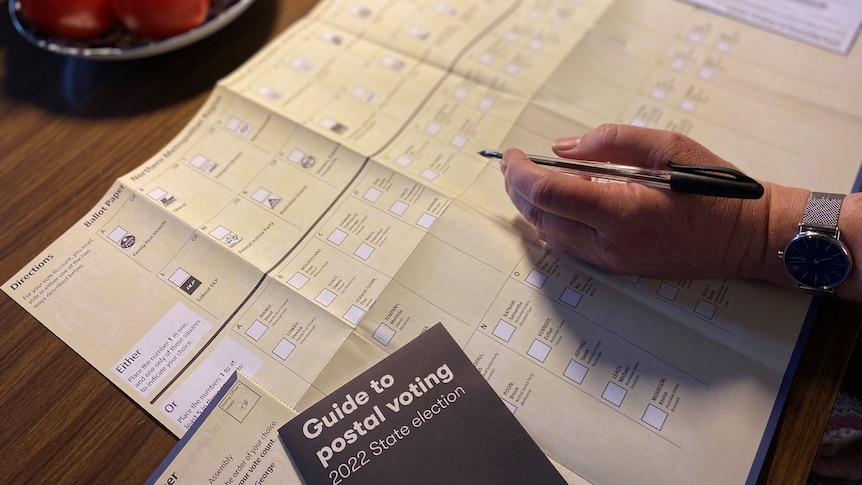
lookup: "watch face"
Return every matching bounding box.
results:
[783,232,852,289]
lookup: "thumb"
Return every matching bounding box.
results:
[551,123,731,170]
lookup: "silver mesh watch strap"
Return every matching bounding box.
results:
[802,192,845,228]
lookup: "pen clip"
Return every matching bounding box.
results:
[666,161,764,199]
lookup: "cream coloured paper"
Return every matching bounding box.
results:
[6,0,862,483]
[146,372,303,485]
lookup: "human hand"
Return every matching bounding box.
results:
[500,123,808,282]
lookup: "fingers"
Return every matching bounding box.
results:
[501,167,595,241]
[500,177,607,262]
[502,147,595,226]
[502,147,666,230]
[500,167,645,274]
[551,123,735,170]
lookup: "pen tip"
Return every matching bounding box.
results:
[478,150,502,158]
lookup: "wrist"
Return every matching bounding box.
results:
[833,193,862,301]
[760,185,809,287]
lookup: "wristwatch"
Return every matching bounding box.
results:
[779,192,852,295]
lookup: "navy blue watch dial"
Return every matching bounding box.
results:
[783,233,852,289]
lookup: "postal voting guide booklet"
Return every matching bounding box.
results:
[278,324,566,484]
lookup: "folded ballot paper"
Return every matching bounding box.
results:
[146,372,303,485]
[278,323,567,485]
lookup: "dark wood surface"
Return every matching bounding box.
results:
[759,299,861,484]
[0,1,859,483]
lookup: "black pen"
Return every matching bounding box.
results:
[479,150,764,199]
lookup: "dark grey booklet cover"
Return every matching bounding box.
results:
[278,323,566,484]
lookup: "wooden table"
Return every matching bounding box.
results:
[0,1,859,483]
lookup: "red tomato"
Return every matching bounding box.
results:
[19,0,118,39]
[111,0,211,40]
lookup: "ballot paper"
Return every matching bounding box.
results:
[146,372,303,485]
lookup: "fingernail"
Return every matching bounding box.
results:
[552,136,580,151]
[500,151,509,173]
